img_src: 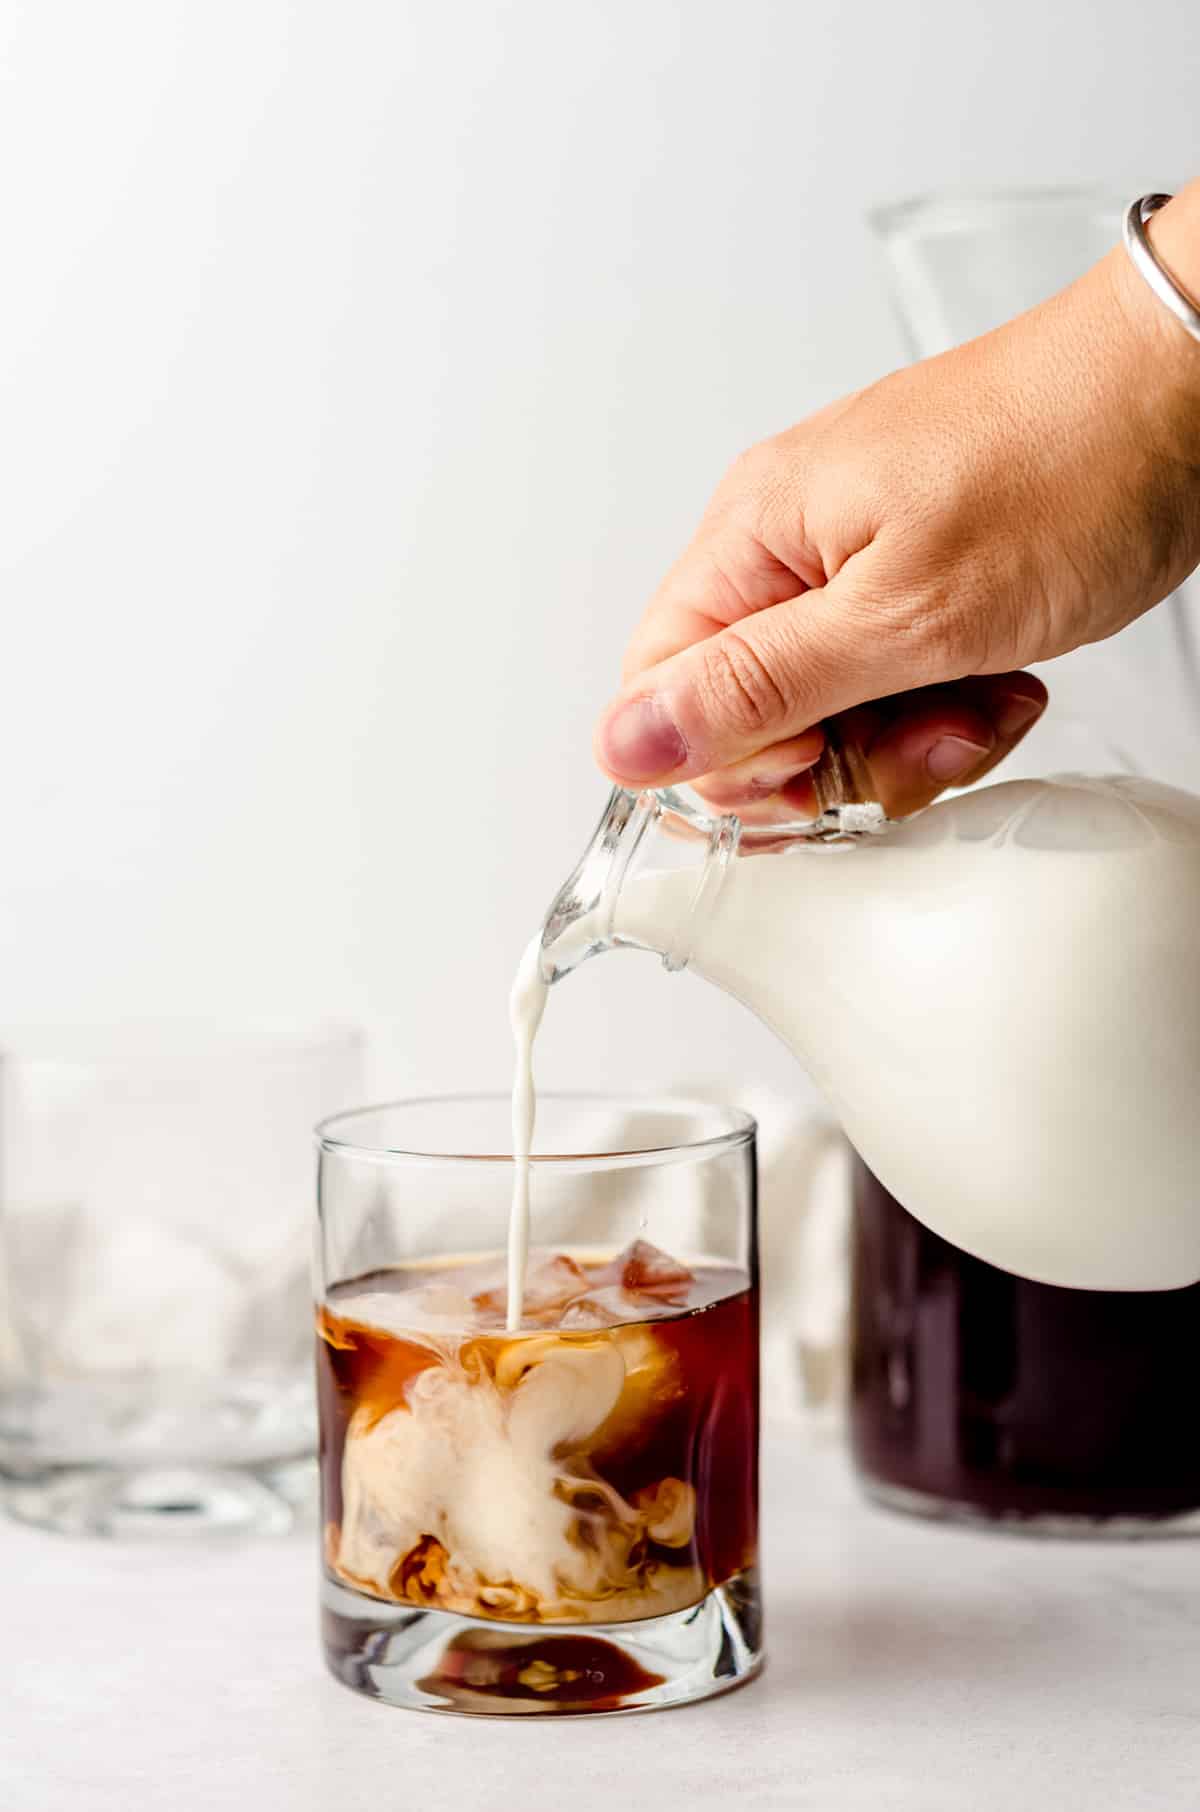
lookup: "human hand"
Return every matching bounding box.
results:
[595,185,1200,819]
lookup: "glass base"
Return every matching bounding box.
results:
[1,1456,316,1537]
[321,1568,763,1716]
[861,1475,1200,1539]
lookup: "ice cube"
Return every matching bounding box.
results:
[525,1252,590,1310]
[559,1287,631,1330]
[411,1284,477,1328]
[471,1250,589,1322]
[597,1240,693,1302]
[47,1211,242,1373]
[410,1254,501,1324]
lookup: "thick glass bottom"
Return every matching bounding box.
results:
[321,1567,763,1716]
[1,1456,315,1536]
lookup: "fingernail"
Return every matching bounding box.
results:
[992,692,1044,737]
[926,734,992,782]
[601,695,688,781]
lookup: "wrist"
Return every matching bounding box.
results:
[1021,193,1200,609]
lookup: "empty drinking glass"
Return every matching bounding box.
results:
[0,1020,363,1535]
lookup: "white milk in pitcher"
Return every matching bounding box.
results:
[511,776,1200,1305]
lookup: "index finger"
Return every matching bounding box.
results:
[619,396,865,683]
[621,538,811,684]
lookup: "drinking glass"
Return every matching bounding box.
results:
[0,1020,363,1535]
[316,1093,761,1715]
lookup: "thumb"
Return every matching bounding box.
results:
[595,557,941,786]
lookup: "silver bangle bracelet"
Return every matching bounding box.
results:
[1122,193,1200,346]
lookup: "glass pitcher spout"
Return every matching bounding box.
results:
[537,787,737,985]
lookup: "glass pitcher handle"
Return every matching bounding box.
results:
[808,720,890,838]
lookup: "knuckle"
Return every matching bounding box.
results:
[725,440,786,512]
[728,440,773,484]
[707,446,763,519]
[697,630,791,735]
[699,545,756,621]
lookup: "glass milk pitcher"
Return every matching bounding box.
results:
[542,764,1200,1532]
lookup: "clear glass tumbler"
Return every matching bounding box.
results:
[316,1093,761,1715]
[0,1020,363,1536]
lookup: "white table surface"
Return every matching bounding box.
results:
[3,1428,1195,1811]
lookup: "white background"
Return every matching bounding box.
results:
[2,0,1198,1113]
